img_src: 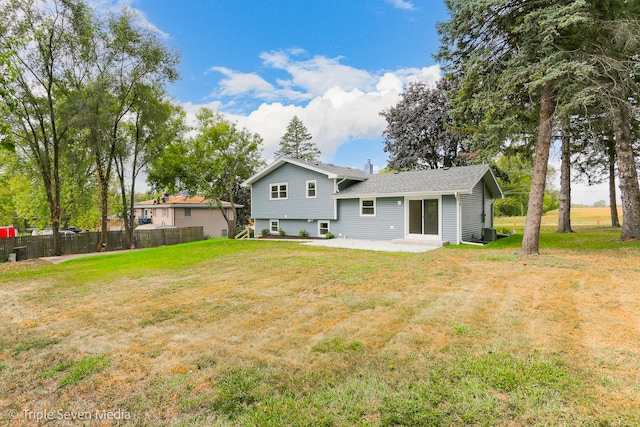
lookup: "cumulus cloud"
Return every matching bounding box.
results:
[188,51,441,162]
[387,0,416,11]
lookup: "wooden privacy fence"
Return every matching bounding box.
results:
[0,227,203,263]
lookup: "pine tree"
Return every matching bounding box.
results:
[274,116,320,162]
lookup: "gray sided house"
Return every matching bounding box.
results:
[242,158,503,245]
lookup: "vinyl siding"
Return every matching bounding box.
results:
[442,195,458,243]
[251,163,335,220]
[331,197,404,240]
[460,181,486,241]
[254,218,332,238]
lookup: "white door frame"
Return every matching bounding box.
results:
[404,196,442,240]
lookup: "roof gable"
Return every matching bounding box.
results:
[242,157,367,186]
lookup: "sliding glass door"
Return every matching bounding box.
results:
[408,199,439,236]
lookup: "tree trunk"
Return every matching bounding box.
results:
[556,129,573,233]
[127,180,136,249]
[97,178,109,252]
[118,174,131,250]
[614,104,640,240]
[607,138,620,228]
[522,85,555,255]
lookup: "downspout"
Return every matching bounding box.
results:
[334,177,347,221]
[456,191,485,246]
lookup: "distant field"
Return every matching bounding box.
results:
[496,207,621,231]
[1,236,639,425]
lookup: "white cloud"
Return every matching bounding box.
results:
[87,0,170,39]
[209,66,312,102]
[387,0,416,11]
[260,50,378,96]
[186,52,441,163]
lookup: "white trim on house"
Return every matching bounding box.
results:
[269,219,280,234]
[269,182,288,200]
[306,180,317,198]
[404,195,442,241]
[318,220,330,236]
[242,157,367,186]
[334,190,470,199]
[360,198,376,217]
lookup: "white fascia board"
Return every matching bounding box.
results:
[332,190,472,199]
[242,158,340,186]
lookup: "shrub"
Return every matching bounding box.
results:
[298,229,308,237]
[279,228,286,236]
[325,231,334,239]
[261,229,269,237]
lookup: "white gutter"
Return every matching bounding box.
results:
[456,191,484,246]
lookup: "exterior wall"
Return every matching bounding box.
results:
[485,191,494,228]
[255,218,328,237]
[251,163,336,220]
[173,207,230,238]
[460,181,488,241]
[331,197,404,240]
[441,195,458,244]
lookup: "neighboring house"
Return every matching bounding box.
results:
[133,195,241,238]
[242,157,503,245]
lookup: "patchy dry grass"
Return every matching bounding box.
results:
[1,236,639,425]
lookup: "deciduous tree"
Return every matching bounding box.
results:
[148,109,264,237]
[381,77,469,170]
[0,0,84,254]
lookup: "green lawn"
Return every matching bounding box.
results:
[1,234,639,425]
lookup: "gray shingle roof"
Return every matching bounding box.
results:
[296,159,368,179]
[335,164,501,197]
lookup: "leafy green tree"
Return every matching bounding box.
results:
[274,116,320,162]
[438,1,601,254]
[67,7,179,250]
[148,109,264,237]
[0,0,85,254]
[380,77,469,170]
[494,153,559,217]
[114,87,185,248]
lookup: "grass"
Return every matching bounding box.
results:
[41,355,108,387]
[1,231,639,425]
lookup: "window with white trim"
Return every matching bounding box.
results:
[270,219,279,233]
[318,221,330,236]
[360,199,376,216]
[306,180,317,198]
[270,183,288,200]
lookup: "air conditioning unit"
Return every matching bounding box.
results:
[482,228,497,242]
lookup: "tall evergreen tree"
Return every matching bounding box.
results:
[274,116,320,162]
[438,1,599,255]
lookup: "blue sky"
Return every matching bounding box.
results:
[119,0,448,171]
[99,0,608,204]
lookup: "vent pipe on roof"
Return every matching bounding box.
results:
[364,159,373,174]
